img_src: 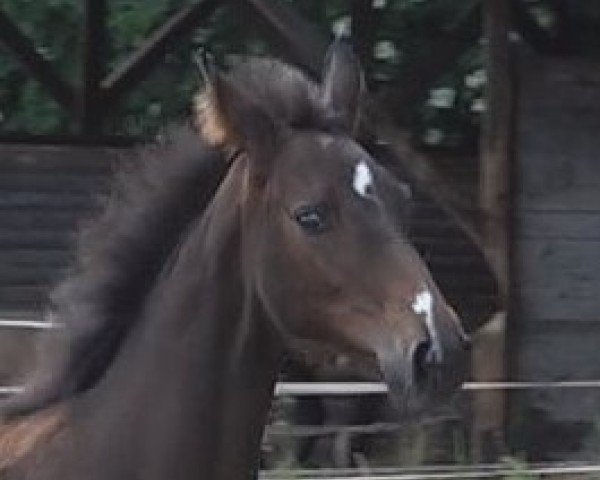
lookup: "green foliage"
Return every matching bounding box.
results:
[0,0,80,133]
[417,45,485,149]
[0,0,487,145]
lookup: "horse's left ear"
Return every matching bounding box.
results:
[194,66,279,176]
[321,39,365,135]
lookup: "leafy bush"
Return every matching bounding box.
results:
[0,0,488,146]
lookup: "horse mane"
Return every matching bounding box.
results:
[0,125,228,419]
[50,124,229,385]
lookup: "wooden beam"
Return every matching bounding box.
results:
[350,0,378,73]
[0,9,76,113]
[81,0,107,134]
[471,0,514,462]
[101,0,223,105]
[480,0,514,302]
[244,0,328,75]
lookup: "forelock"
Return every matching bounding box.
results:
[194,57,340,147]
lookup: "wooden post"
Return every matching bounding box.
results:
[480,0,512,301]
[82,0,107,134]
[472,0,514,462]
[350,0,377,74]
[244,0,327,75]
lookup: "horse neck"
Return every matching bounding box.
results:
[76,158,283,480]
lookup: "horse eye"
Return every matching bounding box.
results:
[293,204,329,234]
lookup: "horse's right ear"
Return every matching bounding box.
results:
[194,64,279,168]
[321,39,365,135]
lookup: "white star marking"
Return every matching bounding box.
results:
[353,161,373,197]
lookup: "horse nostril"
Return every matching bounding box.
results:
[412,339,433,382]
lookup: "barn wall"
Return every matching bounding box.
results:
[0,145,122,386]
[0,145,121,312]
[512,46,600,460]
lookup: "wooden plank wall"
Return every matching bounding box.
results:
[512,46,600,461]
[0,145,121,314]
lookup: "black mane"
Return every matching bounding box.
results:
[1,125,228,417]
[226,58,327,129]
[53,125,228,383]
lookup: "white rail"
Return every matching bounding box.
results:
[259,463,600,479]
[0,386,24,395]
[3,381,600,398]
[0,319,60,330]
[274,380,600,396]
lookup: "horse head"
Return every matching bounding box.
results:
[196,41,470,413]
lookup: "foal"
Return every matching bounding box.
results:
[0,42,468,479]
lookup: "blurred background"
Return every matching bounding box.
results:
[1,0,600,477]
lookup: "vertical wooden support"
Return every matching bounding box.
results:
[82,0,107,134]
[480,0,512,301]
[244,0,327,75]
[472,0,514,462]
[350,0,377,73]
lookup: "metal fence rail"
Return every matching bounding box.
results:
[4,381,600,399]
[0,319,59,330]
[259,463,600,479]
[274,380,600,396]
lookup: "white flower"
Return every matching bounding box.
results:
[465,69,487,89]
[331,16,351,37]
[148,103,162,117]
[373,40,399,62]
[427,87,456,109]
[423,128,444,145]
[471,98,486,113]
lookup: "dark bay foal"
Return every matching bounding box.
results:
[0,42,468,480]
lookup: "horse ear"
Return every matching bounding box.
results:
[321,39,365,135]
[194,65,279,168]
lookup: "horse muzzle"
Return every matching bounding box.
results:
[376,323,471,415]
